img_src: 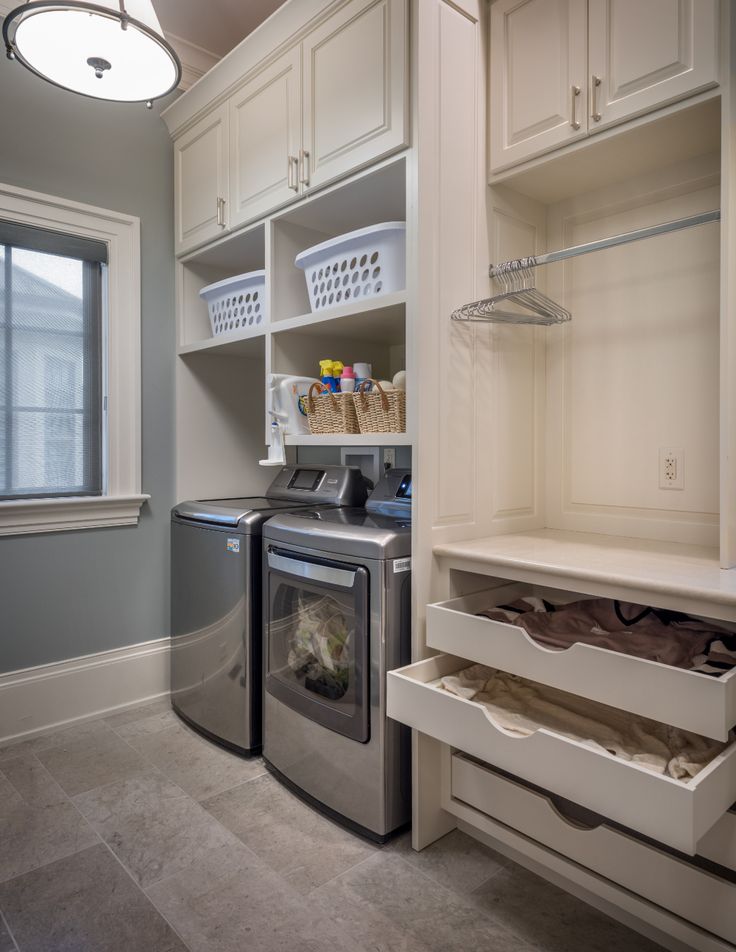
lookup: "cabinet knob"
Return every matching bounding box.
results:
[591,75,602,122]
[299,149,310,187]
[570,85,581,130]
[216,196,226,227]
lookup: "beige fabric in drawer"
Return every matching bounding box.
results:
[386,653,736,854]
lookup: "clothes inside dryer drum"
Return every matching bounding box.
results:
[476,597,736,676]
[440,665,727,781]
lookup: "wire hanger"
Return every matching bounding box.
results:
[452,257,571,326]
[451,209,720,326]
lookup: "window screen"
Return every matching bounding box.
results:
[0,221,106,500]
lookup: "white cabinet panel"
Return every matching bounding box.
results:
[302,0,408,190]
[588,0,719,131]
[175,104,229,255]
[490,0,588,171]
[230,47,302,229]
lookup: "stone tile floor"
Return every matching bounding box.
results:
[0,700,665,952]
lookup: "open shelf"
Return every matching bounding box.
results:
[178,222,266,350]
[285,432,410,447]
[490,96,720,205]
[434,529,736,621]
[178,330,266,358]
[271,292,405,340]
[271,158,406,323]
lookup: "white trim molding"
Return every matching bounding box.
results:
[0,637,170,745]
[166,32,220,91]
[0,182,147,536]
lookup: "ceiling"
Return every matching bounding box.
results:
[154,0,288,58]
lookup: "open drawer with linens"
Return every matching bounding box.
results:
[426,582,736,741]
[446,753,736,946]
[386,653,736,854]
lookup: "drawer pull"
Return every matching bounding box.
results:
[216,196,226,227]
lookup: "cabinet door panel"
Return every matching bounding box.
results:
[588,0,719,132]
[175,105,229,255]
[230,47,301,228]
[302,0,408,191]
[490,0,588,172]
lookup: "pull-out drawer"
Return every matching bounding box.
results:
[386,654,736,854]
[427,583,736,740]
[448,753,736,946]
[698,804,736,871]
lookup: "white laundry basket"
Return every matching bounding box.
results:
[199,269,267,337]
[295,222,405,313]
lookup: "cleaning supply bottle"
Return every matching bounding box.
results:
[332,361,345,391]
[340,366,357,392]
[354,362,372,392]
[319,359,336,392]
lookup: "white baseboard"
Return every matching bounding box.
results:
[0,637,171,745]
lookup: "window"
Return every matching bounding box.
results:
[0,223,105,500]
[0,182,147,535]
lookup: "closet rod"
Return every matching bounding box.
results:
[488,209,721,278]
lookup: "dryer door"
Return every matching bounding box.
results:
[265,546,370,743]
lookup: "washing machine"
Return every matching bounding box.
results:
[170,464,370,756]
[262,468,412,841]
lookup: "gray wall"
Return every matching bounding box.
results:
[0,58,176,672]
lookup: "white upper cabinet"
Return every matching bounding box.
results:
[229,47,302,229]
[490,0,719,173]
[172,0,408,252]
[587,0,719,131]
[175,104,229,255]
[490,0,588,172]
[302,0,408,191]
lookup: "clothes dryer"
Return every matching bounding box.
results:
[262,469,412,840]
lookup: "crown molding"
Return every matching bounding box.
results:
[165,31,220,91]
[0,5,220,91]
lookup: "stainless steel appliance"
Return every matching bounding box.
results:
[262,468,412,841]
[170,465,370,755]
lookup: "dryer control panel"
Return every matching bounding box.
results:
[366,469,412,514]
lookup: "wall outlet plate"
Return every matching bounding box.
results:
[383,448,396,469]
[659,447,684,490]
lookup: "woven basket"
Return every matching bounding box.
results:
[306,382,360,434]
[353,379,406,433]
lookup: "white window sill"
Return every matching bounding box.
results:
[0,494,151,536]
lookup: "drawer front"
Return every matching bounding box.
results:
[449,753,736,945]
[386,654,736,854]
[698,806,736,871]
[427,584,736,741]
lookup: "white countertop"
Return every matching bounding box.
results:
[434,529,736,620]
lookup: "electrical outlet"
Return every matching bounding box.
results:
[659,447,684,490]
[383,447,396,470]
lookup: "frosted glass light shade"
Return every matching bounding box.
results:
[3,1,181,103]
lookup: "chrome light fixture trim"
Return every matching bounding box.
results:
[3,0,182,106]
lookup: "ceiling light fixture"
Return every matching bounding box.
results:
[3,1,181,108]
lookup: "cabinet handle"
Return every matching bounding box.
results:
[216,196,226,227]
[287,155,299,191]
[591,74,602,122]
[299,149,310,187]
[570,84,581,130]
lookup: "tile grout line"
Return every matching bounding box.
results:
[97,839,196,952]
[0,907,20,952]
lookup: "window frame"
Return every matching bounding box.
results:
[0,182,148,535]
